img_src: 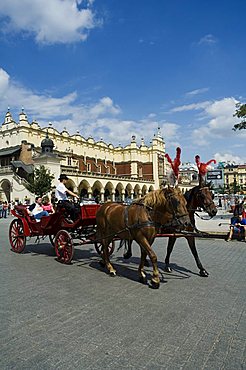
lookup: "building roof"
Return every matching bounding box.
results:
[0,145,21,157]
[11,160,34,174]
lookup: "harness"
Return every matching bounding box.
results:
[123,191,189,235]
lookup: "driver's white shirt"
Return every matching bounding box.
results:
[55,183,68,201]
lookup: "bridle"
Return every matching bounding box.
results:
[164,191,189,227]
[187,186,216,220]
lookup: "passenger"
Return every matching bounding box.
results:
[226,214,246,242]
[42,196,55,214]
[28,197,49,221]
[55,174,80,222]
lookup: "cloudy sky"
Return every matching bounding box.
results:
[0,0,245,164]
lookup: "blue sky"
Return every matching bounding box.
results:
[0,0,245,164]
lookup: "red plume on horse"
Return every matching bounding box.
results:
[165,147,181,185]
[195,155,216,185]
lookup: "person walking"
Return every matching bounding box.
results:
[2,201,8,218]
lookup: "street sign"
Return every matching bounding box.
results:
[207,170,223,180]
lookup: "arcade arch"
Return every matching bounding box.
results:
[78,179,91,198]
[0,179,11,202]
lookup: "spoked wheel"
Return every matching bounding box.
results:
[95,241,115,256]
[54,230,74,264]
[9,219,26,253]
[49,235,55,247]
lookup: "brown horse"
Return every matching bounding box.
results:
[124,182,217,277]
[164,182,217,277]
[96,186,190,288]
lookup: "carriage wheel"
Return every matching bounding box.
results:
[9,219,26,253]
[95,240,115,256]
[54,230,74,264]
[49,235,55,247]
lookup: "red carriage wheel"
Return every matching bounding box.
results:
[95,241,115,256]
[9,219,26,253]
[54,230,74,264]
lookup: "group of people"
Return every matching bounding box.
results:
[27,196,55,221]
[27,174,79,222]
[227,197,246,242]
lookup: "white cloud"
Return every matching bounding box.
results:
[185,88,209,97]
[0,68,9,94]
[0,0,101,44]
[197,34,217,45]
[0,67,163,146]
[171,101,211,112]
[191,97,246,146]
[214,153,245,165]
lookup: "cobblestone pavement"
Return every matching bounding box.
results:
[0,215,245,370]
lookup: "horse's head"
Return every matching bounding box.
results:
[162,186,190,229]
[195,184,217,218]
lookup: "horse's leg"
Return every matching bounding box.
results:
[137,237,160,289]
[164,237,177,273]
[123,239,149,266]
[138,248,148,284]
[123,239,132,259]
[101,237,117,276]
[186,236,209,277]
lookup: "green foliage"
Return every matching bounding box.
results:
[233,103,246,131]
[25,165,54,197]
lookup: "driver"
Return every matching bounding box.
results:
[55,174,80,222]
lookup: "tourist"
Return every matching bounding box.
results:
[2,201,8,218]
[27,197,49,221]
[42,196,55,214]
[226,214,246,242]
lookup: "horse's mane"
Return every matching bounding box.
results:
[134,189,166,208]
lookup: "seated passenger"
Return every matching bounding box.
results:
[28,197,49,221]
[55,174,80,222]
[42,196,55,214]
[226,214,246,242]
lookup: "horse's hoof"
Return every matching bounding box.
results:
[200,269,209,277]
[109,271,116,277]
[164,266,172,273]
[99,260,106,267]
[139,275,147,284]
[123,251,132,259]
[144,260,150,267]
[150,280,160,289]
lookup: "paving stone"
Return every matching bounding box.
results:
[0,215,245,370]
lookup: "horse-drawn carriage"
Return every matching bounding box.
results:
[8,150,219,289]
[9,201,115,264]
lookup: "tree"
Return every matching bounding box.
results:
[25,165,54,197]
[233,103,246,131]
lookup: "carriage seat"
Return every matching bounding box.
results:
[14,205,44,223]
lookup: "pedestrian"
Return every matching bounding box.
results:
[27,197,49,221]
[0,201,2,218]
[2,201,8,218]
[55,174,80,222]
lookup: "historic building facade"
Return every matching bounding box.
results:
[0,110,168,203]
